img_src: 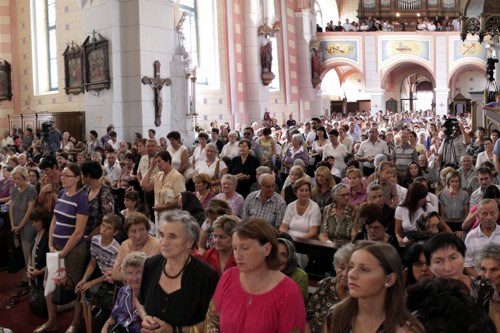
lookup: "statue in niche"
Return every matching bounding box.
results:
[261,40,273,74]
[312,48,321,79]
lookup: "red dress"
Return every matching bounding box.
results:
[201,248,236,277]
[212,267,305,332]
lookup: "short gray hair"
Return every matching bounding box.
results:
[333,243,355,269]
[368,183,384,194]
[292,133,304,144]
[121,251,148,273]
[332,183,348,198]
[475,243,500,271]
[478,198,499,213]
[160,209,200,244]
[258,173,274,185]
[205,142,219,154]
[221,174,238,186]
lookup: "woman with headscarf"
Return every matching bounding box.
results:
[277,236,309,303]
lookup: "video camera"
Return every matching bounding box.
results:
[41,121,54,138]
[442,117,459,139]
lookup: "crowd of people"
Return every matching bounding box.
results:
[1,101,500,332]
[319,15,462,32]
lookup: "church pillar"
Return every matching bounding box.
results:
[365,89,385,115]
[435,88,450,116]
[435,35,449,117]
[363,35,384,116]
[80,0,189,141]
[241,0,269,126]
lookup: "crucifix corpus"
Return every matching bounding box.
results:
[142,60,172,127]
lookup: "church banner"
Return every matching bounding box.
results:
[319,40,359,63]
[381,40,430,62]
[452,40,487,61]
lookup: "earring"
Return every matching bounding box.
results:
[385,283,390,287]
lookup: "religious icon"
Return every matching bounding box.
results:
[83,32,111,92]
[63,43,84,95]
[142,61,172,127]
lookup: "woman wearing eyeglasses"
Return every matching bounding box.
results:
[319,184,359,249]
[35,164,89,333]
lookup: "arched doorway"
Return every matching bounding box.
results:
[400,74,434,113]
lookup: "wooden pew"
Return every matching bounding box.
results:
[292,236,337,281]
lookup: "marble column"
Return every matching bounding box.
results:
[241,0,269,126]
[435,35,449,117]
[80,0,185,141]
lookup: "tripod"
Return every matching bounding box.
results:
[441,135,458,169]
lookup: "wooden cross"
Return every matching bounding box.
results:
[141,60,172,127]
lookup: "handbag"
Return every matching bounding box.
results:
[210,161,221,194]
[29,280,48,318]
[8,236,25,274]
[52,257,76,305]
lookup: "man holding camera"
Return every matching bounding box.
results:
[436,119,470,168]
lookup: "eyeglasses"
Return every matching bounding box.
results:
[244,132,252,136]
[125,271,143,279]
[61,173,77,178]
[412,261,428,269]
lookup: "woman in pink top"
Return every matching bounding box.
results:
[206,218,306,333]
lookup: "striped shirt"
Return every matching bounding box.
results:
[53,189,89,248]
[91,235,120,274]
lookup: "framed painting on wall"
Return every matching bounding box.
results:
[83,34,111,92]
[0,60,13,102]
[63,43,84,95]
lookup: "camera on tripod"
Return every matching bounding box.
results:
[41,121,54,138]
[442,117,459,140]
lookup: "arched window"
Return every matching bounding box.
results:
[31,0,58,93]
[180,0,219,88]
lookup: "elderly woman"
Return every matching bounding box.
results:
[193,173,215,209]
[319,183,359,248]
[199,199,233,253]
[277,236,309,303]
[28,169,41,195]
[109,212,161,282]
[166,131,190,177]
[195,143,227,189]
[9,166,37,287]
[81,161,115,238]
[138,210,218,333]
[220,130,240,159]
[424,233,495,310]
[228,139,259,198]
[35,164,89,333]
[281,134,308,181]
[477,244,500,328]
[206,218,306,332]
[306,244,355,333]
[214,174,245,216]
[141,151,186,226]
[311,166,335,212]
[281,165,305,205]
[101,252,148,333]
[201,215,239,276]
[280,178,321,239]
[0,165,14,203]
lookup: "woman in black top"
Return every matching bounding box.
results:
[138,210,218,333]
[228,139,259,198]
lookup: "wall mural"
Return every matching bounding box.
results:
[452,39,487,61]
[319,40,359,63]
[381,40,430,62]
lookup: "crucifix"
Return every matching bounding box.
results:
[142,60,172,127]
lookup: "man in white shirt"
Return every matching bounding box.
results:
[1,131,14,147]
[464,199,500,276]
[343,18,355,32]
[356,126,389,176]
[107,131,121,152]
[104,151,122,188]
